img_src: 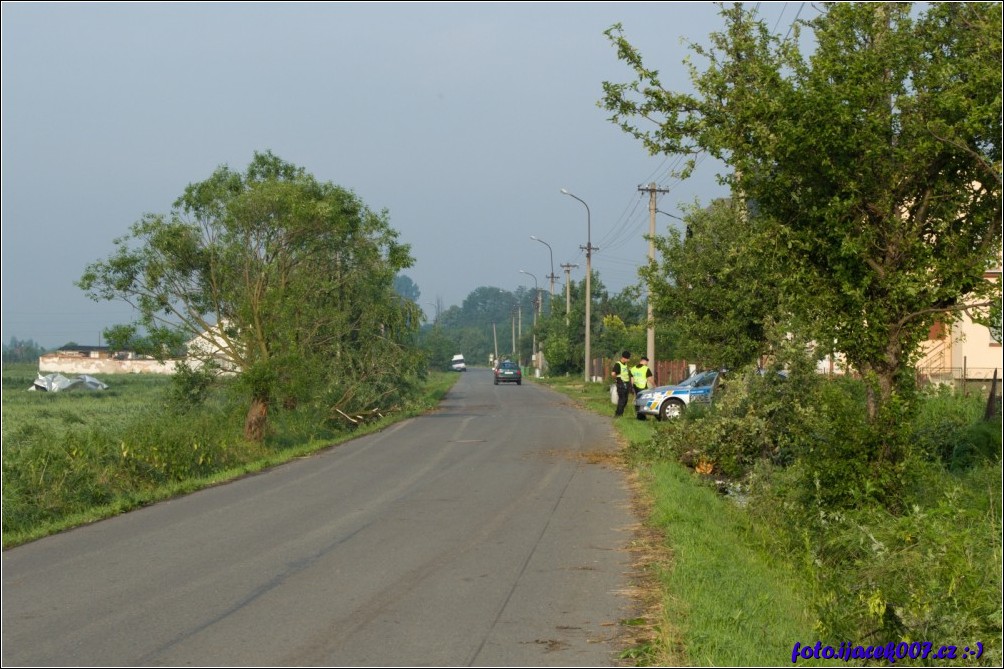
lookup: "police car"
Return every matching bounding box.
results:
[634,369,722,420]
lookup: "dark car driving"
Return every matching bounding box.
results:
[494,361,522,385]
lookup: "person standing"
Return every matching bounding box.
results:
[631,356,654,395]
[612,350,631,417]
[630,356,655,419]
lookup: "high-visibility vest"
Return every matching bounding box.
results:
[631,364,650,390]
[616,362,630,383]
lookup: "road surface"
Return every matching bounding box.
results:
[2,368,638,666]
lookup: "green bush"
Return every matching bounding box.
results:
[631,364,827,480]
[168,361,219,410]
[912,385,987,465]
[950,421,1002,472]
[808,460,1002,664]
[632,364,1002,662]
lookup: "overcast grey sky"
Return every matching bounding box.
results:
[2,1,805,348]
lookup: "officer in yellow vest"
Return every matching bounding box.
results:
[612,350,631,417]
[631,356,654,395]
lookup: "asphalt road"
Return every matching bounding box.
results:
[2,368,638,667]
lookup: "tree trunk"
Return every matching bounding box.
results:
[862,339,909,463]
[244,397,269,442]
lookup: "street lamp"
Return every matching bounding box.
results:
[561,188,595,383]
[519,269,539,314]
[530,235,556,307]
[656,208,684,222]
[657,208,689,237]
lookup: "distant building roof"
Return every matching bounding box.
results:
[57,345,111,353]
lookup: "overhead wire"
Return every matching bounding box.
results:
[586,1,809,293]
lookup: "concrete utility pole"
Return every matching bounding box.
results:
[638,182,670,366]
[560,263,578,327]
[518,303,523,365]
[521,270,539,372]
[511,305,517,359]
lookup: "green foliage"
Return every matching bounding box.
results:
[168,360,219,411]
[604,2,1003,434]
[538,317,579,376]
[2,363,458,544]
[950,421,1002,472]
[773,460,1003,665]
[419,325,459,371]
[432,286,522,365]
[78,151,423,440]
[633,360,826,480]
[393,274,421,302]
[642,199,788,370]
[595,314,646,365]
[638,372,1002,661]
[912,386,990,464]
[2,337,48,363]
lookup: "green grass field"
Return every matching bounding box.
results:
[2,363,456,547]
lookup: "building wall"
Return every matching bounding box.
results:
[917,271,1002,382]
[39,354,178,375]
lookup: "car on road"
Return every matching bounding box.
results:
[634,369,721,420]
[494,360,522,385]
[451,354,467,372]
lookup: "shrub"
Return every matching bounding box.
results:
[911,385,987,465]
[807,460,1002,664]
[632,363,826,480]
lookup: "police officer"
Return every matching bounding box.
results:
[612,350,631,417]
[631,356,654,396]
[630,356,655,419]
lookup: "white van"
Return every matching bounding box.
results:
[451,354,467,372]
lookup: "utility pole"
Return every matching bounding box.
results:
[518,302,522,365]
[561,263,578,327]
[639,182,669,366]
[511,305,517,359]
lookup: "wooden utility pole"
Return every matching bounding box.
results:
[638,183,670,364]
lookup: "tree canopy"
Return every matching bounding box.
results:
[603,2,1002,437]
[642,198,787,371]
[79,151,422,439]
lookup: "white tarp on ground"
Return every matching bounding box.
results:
[29,373,109,392]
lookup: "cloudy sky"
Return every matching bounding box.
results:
[2,2,804,348]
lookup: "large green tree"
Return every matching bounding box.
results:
[79,151,421,440]
[643,198,788,370]
[603,2,1002,447]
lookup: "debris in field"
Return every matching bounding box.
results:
[334,406,389,426]
[28,373,109,392]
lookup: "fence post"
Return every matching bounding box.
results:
[985,369,999,421]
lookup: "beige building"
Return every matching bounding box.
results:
[916,269,1002,386]
[38,323,237,376]
[39,346,177,375]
